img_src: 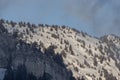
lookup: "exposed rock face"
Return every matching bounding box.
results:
[0,19,120,80]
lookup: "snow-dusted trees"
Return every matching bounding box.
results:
[0,24,8,33]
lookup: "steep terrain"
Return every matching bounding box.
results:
[0,19,120,80]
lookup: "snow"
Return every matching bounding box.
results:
[2,22,120,80]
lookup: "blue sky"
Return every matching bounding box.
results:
[0,0,120,37]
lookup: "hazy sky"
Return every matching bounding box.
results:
[0,0,120,37]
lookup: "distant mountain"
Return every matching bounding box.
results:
[0,19,119,80]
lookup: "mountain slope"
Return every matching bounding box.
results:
[0,19,120,80]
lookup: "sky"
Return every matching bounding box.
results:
[0,0,120,37]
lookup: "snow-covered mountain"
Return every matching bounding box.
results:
[0,19,120,80]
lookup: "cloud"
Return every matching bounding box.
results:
[64,0,108,20]
[64,0,120,36]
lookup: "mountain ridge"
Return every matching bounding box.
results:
[0,19,120,80]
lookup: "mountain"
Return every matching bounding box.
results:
[0,19,120,80]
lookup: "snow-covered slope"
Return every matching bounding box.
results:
[0,19,120,80]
